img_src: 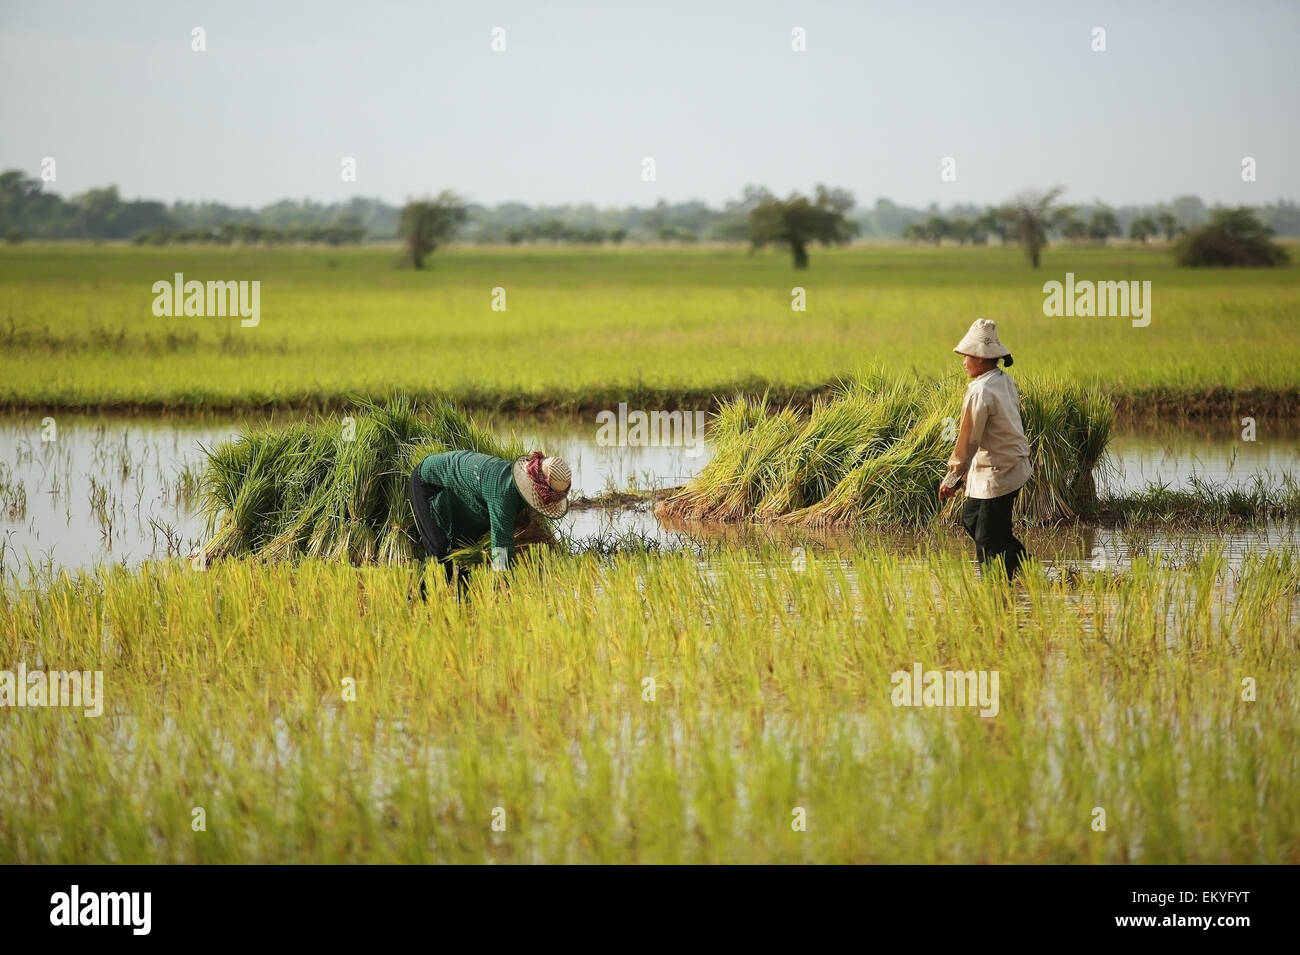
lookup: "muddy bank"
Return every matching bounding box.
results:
[5,382,1298,421]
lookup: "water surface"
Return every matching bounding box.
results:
[1,412,1295,573]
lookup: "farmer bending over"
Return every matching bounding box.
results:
[409,449,571,595]
[937,319,1032,580]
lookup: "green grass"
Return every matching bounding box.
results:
[1,243,1298,412]
[1,545,1296,863]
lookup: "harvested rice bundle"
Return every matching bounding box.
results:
[663,394,804,521]
[755,376,937,519]
[1019,382,1114,522]
[659,374,1112,527]
[198,395,557,565]
[791,401,955,526]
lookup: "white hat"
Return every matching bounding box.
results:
[512,453,572,519]
[954,318,1012,360]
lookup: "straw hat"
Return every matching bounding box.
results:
[512,454,572,519]
[953,318,1012,361]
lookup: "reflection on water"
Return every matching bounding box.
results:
[1,412,1296,573]
[1101,418,1300,494]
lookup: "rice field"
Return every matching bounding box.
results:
[2,243,1298,413]
[2,243,1298,866]
[2,543,1296,864]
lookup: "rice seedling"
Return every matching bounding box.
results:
[197,395,556,566]
[1101,472,1300,527]
[1,543,1296,863]
[660,373,1113,527]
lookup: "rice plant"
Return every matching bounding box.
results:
[3,244,1298,415]
[661,373,1113,527]
[2,544,1296,863]
[197,395,556,565]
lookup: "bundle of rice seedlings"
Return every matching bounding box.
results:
[198,395,557,566]
[754,376,937,519]
[661,394,804,521]
[659,373,1112,528]
[1019,380,1114,522]
[790,400,956,526]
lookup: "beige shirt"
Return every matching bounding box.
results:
[941,368,1032,499]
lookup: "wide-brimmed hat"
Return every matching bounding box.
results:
[953,318,1012,360]
[512,453,572,519]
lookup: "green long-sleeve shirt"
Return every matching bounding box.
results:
[416,451,523,568]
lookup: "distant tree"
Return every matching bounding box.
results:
[657,225,698,243]
[997,187,1067,268]
[1058,215,1088,240]
[901,221,926,244]
[713,218,751,242]
[1169,195,1209,229]
[973,209,1006,244]
[749,185,857,268]
[949,219,973,245]
[921,215,951,245]
[1259,200,1300,238]
[399,192,467,268]
[1087,208,1121,243]
[1156,211,1179,241]
[1175,207,1289,267]
[1129,215,1158,244]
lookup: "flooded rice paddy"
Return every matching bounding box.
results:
[0,412,1297,574]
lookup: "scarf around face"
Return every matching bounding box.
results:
[524,451,567,506]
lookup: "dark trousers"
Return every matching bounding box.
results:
[409,468,459,598]
[961,488,1028,580]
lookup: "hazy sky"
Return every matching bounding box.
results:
[2,0,1296,209]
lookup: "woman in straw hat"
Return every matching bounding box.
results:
[409,449,571,596]
[938,319,1032,580]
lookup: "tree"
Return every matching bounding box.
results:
[1169,195,1208,229]
[1156,210,1179,241]
[1259,200,1300,238]
[1059,215,1088,241]
[973,210,1006,244]
[921,215,951,245]
[1175,207,1289,267]
[998,187,1066,268]
[748,185,857,268]
[1087,208,1120,243]
[1129,215,1158,244]
[399,192,467,268]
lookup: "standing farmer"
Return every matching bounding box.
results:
[409,449,571,597]
[938,319,1032,580]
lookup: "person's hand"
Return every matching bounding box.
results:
[938,482,956,502]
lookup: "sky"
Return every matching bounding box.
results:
[1,0,1297,210]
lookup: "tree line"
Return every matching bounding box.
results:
[0,169,1293,269]
[397,185,1288,269]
